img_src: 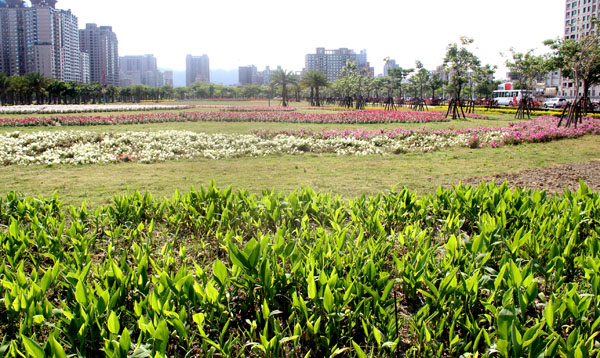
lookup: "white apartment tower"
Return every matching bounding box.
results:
[305,47,374,82]
[79,23,119,86]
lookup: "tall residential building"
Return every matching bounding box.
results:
[383,59,399,76]
[239,65,258,85]
[186,54,210,86]
[561,0,599,98]
[119,54,164,87]
[305,47,374,82]
[80,52,90,83]
[79,23,119,86]
[163,71,174,87]
[0,2,82,81]
[263,66,271,86]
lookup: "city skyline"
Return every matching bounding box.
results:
[57,0,565,78]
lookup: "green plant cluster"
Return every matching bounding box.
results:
[0,182,599,357]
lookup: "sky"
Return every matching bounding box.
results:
[57,0,566,79]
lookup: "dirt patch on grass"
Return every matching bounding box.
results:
[463,161,600,193]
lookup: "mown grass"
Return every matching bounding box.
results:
[2,135,598,207]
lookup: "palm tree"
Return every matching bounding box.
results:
[26,72,48,104]
[270,69,298,107]
[8,75,28,105]
[0,72,8,106]
[302,70,328,106]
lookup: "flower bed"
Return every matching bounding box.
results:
[2,117,598,165]
[308,106,489,119]
[252,116,600,147]
[195,105,297,112]
[0,110,451,127]
[0,104,194,114]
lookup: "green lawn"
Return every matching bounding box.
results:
[0,101,592,206]
[2,135,598,207]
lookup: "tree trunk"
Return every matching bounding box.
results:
[315,86,320,107]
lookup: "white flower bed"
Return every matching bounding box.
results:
[0,104,192,114]
[0,129,507,166]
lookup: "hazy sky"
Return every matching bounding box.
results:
[58,0,565,78]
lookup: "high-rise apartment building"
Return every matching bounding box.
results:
[305,47,374,82]
[561,0,600,98]
[80,51,90,83]
[120,54,164,87]
[383,59,399,76]
[163,71,173,87]
[79,23,119,86]
[239,65,258,85]
[0,1,83,81]
[186,54,210,86]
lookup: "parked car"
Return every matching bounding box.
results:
[543,98,567,108]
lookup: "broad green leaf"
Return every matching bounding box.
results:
[510,261,522,287]
[21,336,44,358]
[108,311,120,334]
[544,300,554,328]
[352,341,367,358]
[330,347,350,357]
[49,335,66,358]
[155,319,169,354]
[307,271,316,300]
[120,328,131,355]
[75,280,88,306]
[212,259,227,286]
[323,285,334,313]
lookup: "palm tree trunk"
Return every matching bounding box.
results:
[316,86,320,107]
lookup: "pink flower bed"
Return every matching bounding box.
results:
[251,116,600,146]
[0,110,450,127]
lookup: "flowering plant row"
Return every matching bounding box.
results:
[308,106,490,119]
[0,104,193,114]
[0,130,461,165]
[252,116,600,147]
[178,110,451,124]
[0,110,452,127]
[195,105,297,112]
[4,116,598,166]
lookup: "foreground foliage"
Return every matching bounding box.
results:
[0,182,599,357]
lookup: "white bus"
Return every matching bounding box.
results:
[491,90,533,106]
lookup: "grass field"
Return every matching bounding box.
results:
[0,101,598,206]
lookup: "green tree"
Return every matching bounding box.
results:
[26,72,48,104]
[0,72,7,105]
[443,37,481,118]
[387,67,413,100]
[505,49,546,93]
[160,85,174,100]
[302,70,328,106]
[474,64,498,100]
[411,61,430,99]
[270,69,298,107]
[429,72,445,100]
[545,28,600,125]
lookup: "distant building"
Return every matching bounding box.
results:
[79,23,119,86]
[80,51,90,83]
[186,54,210,86]
[263,66,271,86]
[383,59,399,76]
[239,65,258,85]
[119,54,164,87]
[0,3,83,81]
[561,0,600,98]
[163,71,174,87]
[305,47,374,82]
